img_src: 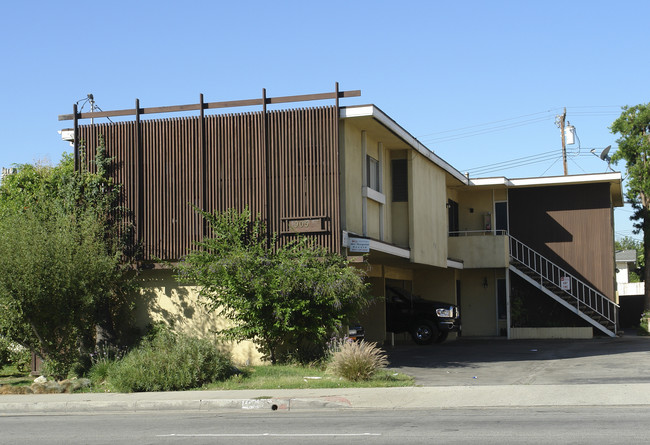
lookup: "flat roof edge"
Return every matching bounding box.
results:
[341,105,468,184]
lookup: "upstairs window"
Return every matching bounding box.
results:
[392,159,408,202]
[366,155,380,191]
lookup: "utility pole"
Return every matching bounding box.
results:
[560,107,568,175]
[89,94,95,125]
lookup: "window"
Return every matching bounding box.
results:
[448,199,459,236]
[366,155,380,191]
[392,159,407,202]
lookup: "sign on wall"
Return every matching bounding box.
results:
[281,217,328,234]
[349,238,371,253]
[560,276,571,291]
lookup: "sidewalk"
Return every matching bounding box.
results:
[2,335,650,414]
[2,383,650,414]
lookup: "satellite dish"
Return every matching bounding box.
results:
[590,146,614,172]
[600,145,611,161]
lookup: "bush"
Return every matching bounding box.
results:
[83,343,128,382]
[0,336,10,369]
[176,208,372,365]
[328,340,388,381]
[639,311,650,336]
[0,337,31,372]
[106,330,234,392]
[10,345,31,373]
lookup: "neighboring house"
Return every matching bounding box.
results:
[615,249,645,328]
[616,250,644,295]
[59,88,623,359]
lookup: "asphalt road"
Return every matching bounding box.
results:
[1,406,648,445]
[384,334,650,386]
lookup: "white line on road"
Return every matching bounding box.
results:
[157,433,381,437]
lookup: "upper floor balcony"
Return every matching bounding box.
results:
[448,230,509,268]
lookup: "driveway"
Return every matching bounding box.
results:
[384,333,650,386]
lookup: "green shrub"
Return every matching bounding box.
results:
[85,344,128,383]
[0,336,10,369]
[106,330,234,392]
[10,345,31,373]
[0,337,31,372]
[89,360,117,383]
[639,311,650,336]
[40,359,73,380]
[328,340,388,381]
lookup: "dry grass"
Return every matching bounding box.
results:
[328,340,389,381]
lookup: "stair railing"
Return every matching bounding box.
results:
[509,235,618,332]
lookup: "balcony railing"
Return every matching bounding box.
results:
[449,230,508,237]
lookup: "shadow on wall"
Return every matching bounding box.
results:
[135,269,263,365]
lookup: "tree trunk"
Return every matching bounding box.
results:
[643,207,650,312]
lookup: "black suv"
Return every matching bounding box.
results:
[386,286,460,345]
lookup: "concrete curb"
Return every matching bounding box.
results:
[2,383,650,415]
[0,396,351,415]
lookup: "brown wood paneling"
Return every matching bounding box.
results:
[77,105,340,262]
[509,183,615,300]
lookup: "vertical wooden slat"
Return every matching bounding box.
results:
[73,104,79,171]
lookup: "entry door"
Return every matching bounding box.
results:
[495,201,508,234]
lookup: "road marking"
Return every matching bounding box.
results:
[157,433,381,437]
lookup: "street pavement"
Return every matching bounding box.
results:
[1,334,649,414]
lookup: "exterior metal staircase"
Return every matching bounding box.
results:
[509,236,618,337]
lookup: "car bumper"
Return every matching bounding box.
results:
[438,320,461,332]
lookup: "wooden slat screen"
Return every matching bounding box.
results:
[77,105,340,261]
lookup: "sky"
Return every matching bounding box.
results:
[1,0,648,241]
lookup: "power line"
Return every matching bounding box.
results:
[420,116,555,144]
[418,105,623,146]
[466,154,564,176]
[417,108,562,138]
[464,149,559,171]
[539,157,563,176]
[462,144,588,176]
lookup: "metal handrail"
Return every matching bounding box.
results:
[509,235,618,333]
[449,230,508,237]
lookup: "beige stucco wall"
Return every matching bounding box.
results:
[340,121,364,235]
[409,153,448,267]
[493,188,507,202]
[356,276,386,343]
[510,327,592,339]
[456,189,495,232]
[367,199,381,239]
[458,269,498,337]
[135,270,264,366]
[448,235,510,268]
[340,121,392,241]
[391,202,409,247]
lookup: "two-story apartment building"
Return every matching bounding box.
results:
[61,87,623,361]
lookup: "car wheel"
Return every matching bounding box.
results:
[411,321,436,345]
[434,331,448,343]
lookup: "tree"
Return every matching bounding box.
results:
[0,144,137,376]
[611,103,650,310]
[176,208,371,364]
